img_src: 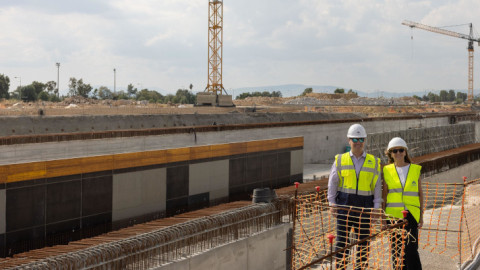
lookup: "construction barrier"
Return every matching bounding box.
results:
[291,178,480,269]
[291,187,408,270]
[421,178,480,269]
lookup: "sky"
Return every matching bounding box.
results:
[1,0,480,96]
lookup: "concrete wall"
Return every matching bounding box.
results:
[423,159,480,184]
[0,113,363,137]
[0,116,452,166]
[112,168,167,222]
[156,223,291,270]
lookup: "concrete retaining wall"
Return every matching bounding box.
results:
[156,223,291,270]
[1,116,452,166]
[423,158,480,184]
[0,113,363,137]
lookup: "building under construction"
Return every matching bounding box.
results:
[0,107,479,269]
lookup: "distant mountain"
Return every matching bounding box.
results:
[230,84,468,99]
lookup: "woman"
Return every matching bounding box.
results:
[383,137,423,270]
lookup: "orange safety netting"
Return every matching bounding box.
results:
[291,190,408,270]
[421,178,480,268]
[291,178,480,270]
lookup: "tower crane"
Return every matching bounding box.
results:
[402,20,480,102]
[196,0,234,107]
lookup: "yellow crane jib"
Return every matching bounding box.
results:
[402,20,480,102]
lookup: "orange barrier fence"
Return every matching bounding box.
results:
[421,178,480,268]
[291,188,408,270]
[291,178,480,269]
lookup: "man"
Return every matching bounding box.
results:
[327,123,382,270]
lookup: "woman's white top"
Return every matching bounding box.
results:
[395,164,411,188]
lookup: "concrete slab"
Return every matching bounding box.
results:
[303,163,331,182]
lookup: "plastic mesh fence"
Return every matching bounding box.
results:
[292,178,480,269]
[291,190,408,270]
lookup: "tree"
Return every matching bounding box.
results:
[347,89,357,95]
[77,79,92,98]
[456,91,467,102]
[447,90,456,101]
[97,86,113,99]
[31,81,46,95]
[0,74,10,99]
[174,89,196,104]
[68,77,78,96]
[21,85,37,101]
[271,91,282,97]
[439,90,448,102]
[38,91,49,101]
[136,89,164,103]
[45,81,56,93]
[68,77,92,98]
[301,88,313,96]
[412,95,422,100]
[127,83,137,98]
[427,92,440,102]
[334,88,345,94]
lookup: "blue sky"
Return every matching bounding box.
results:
[1,0,479,95]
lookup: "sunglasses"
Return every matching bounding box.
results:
[390,149,405,154]
[351,138,365,143]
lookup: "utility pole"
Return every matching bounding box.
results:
[56,62,60,97]
[113,68,116,93]
[14,76,21,100]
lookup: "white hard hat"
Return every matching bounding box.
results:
[387,137,408,151]
[347,124,367,138]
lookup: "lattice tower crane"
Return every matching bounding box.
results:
[402,20,480,102]
[206,0,225,96]
[197,0,233,106]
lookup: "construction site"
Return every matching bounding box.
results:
[2,1,480,270]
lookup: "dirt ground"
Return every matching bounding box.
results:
[0,95,473,117]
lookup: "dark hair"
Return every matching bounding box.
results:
[385,148,412,164]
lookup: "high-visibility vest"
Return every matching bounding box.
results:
[335,152,381,196]
[383,163,422,223]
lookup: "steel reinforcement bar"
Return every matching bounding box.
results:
[2,200,291,270]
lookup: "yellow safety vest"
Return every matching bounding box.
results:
[383,164,422,223]
[335,152,381,196]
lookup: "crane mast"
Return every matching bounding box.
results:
[402,20,480,102]
[206,0,224,95]
[197,0,233,106]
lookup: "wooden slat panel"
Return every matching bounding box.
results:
[81,155,114,174]
[210,143,231,157]
[137,150,167,167]
[166,147,190,163]
[45,158,83,178]
[190,145,211,160]
[113,152,141,170]
[246,139,278,153]
[0,165,7,183]
[229,142,247,156]
[7,162,46,183]
[277,137,303,149]
[2,137,304,183]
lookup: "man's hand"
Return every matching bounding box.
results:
[372,208,383,225]
[329,204,337,217]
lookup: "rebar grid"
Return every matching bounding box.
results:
[1,201,291,270]
[367,123,475,163]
